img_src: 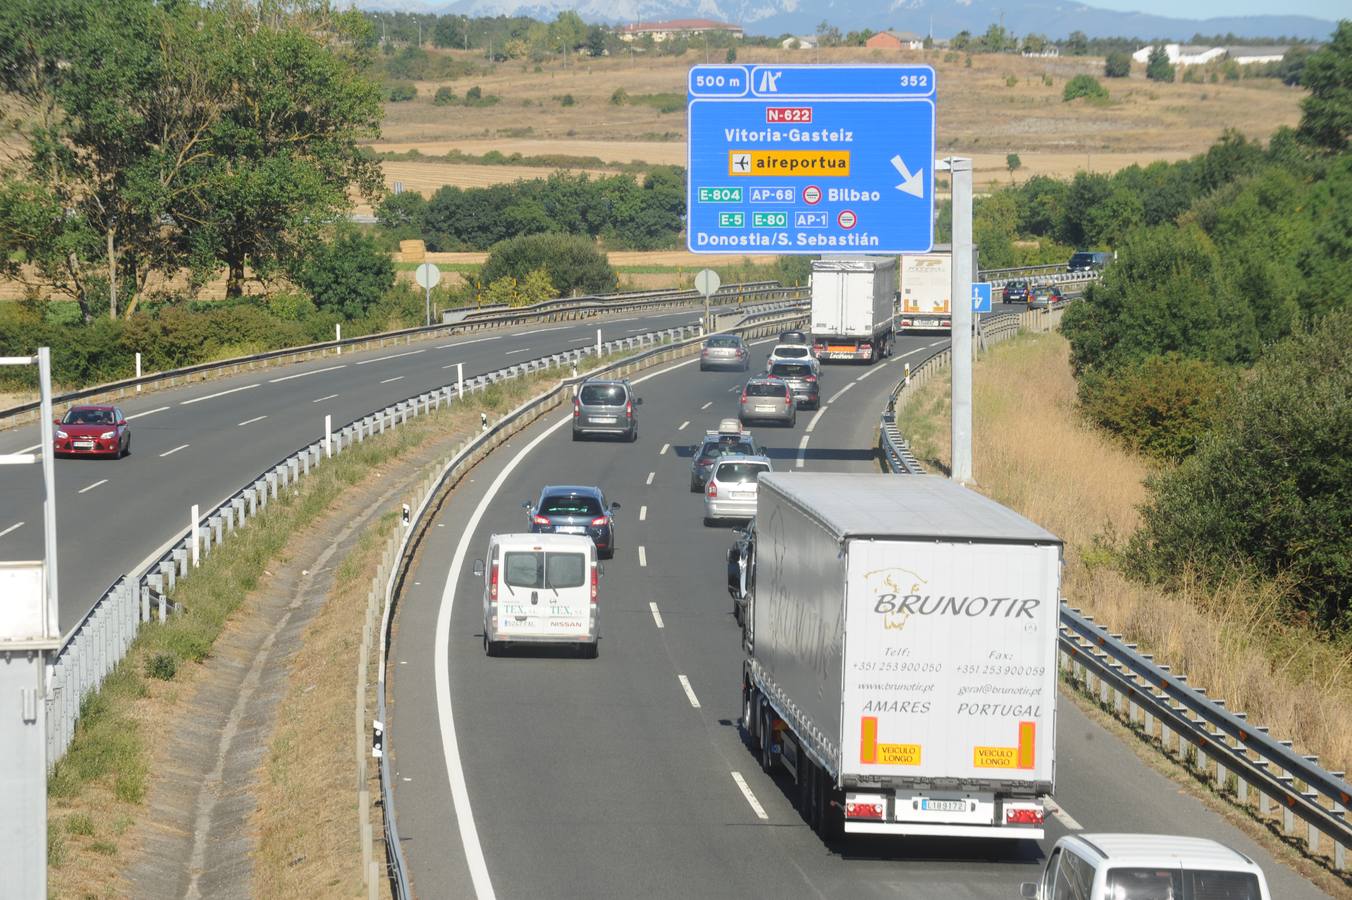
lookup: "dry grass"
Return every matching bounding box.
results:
[896,331,1352,777]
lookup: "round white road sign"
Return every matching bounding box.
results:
[694,268,722,298]
[414,263,442,289]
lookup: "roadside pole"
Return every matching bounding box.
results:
[948,157,974,484]
[414,264,442,330]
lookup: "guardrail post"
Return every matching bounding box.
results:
[140,581,150,622]
[246,487,257,518]
[135,351,142,390]
[233,497,246,528]
[1279,742,1295,834]
[173,548,188,578]
[325,414,332,458]
[1333,786,1346,870]
[190,504,201,568]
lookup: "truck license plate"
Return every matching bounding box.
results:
[922,799,966,812]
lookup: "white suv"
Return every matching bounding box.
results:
[1022,833,1270,900]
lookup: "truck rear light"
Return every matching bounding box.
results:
[590,566,598,602]
[489,563,499,601]
[532,515,550,526]
[1005,807,1045,825]
[845,802,884,820]
[590,516,608,526]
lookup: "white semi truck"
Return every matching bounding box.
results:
[897,244,982,333]
[809,256,897,363]
[733,472,1062,841]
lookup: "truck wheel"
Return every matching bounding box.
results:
[742,686,760,752]
[759,706,775,774]
[733,597,743,626]
[817,780,844,842]
[797,755,814,819]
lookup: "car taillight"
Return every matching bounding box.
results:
[573,398,580,418]
[1005,807,1045,826]
[740,391,748,402]
[625,400,633,418]
[785,391,792,404]
[590,566,598,603]
[532,515,550,526]
[845,802,884,820]
[489,563,498,601]
[805,374,816,382]
[706,481,717,498]
[590,516,608,526]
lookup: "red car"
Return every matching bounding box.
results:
[54,405,131,458]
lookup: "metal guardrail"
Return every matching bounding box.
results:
[371,306,810,897]
[0,281,806,427]
[875,306,1351,874]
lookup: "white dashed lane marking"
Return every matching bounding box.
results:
[0,522,23,538]
[179,383,258,405]
[380,376,405,384]
[159,444,190,458]
[649,603,664,628]
[237,415,267,427]
[731,772,769,820]
[313,394,339,403]
[268,364,345,383]
[677,675,701,708]
[78,479,108,494]
[355,349,424,365]
[639,505,647,521]
[638,545,647,567]
[126,406,169,420]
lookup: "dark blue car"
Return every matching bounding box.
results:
[524,485,620,559]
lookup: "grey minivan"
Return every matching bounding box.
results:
[572,379,640,441]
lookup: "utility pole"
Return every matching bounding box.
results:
[947,157,974,484]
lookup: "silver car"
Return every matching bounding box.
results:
[572,379,640,441]
[700,334,750,371]
[703,454,772,524]
[738,376,796,427]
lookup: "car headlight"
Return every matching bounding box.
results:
[56,430,68,439]
[100,431,116,440]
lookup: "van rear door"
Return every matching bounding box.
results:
[497,546,593,638]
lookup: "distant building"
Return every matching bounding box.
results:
[1132,43,1225,66]
[865,30,925,51]
[781,34,818,50]
[1022,46,1060,58]
[615,19,743,43]
[1226,45,1291,65]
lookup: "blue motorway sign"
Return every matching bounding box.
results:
[687,64,935,255]
[972,282,992,313]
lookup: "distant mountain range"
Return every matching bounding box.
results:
[355,0,1336,41]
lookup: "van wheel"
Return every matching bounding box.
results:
[627,425,638,443]
[484,636,503,657]
[733,598,743,625]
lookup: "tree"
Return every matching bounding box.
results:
[1022,34,1048,55]
[480,233,615,296]
[816,21,842,47]
[980,24,1013,53]
[1297,20,1352,152]
[1005,153,1022,182]
[586,26,607,57]
[1065,31,1089,55]
[375,191,428,234]
[432,15,465,49]
[1146,45,1175,82]
[951,30,972,51]
[1104,50,1132,77]
[725,47,737,63]
[294,230,395,320]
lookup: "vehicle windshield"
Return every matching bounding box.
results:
[539,494,603,517]
[1105,867,1262,900]
[773,346,810,358]
[1070,253,1095,267]
[770,363,813,378]
[502,551,587,589]
[63,409,114,425]
[745,382,786,397]
[706,336,740,348]
[714,462,769,483]
[1010,280,1027,289]
[579,384,625,405]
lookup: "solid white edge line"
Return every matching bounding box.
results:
[804,406,828,434]
[676,674,701,708]
[639,505,647,521]
[159,443,190,457]
[354,348,425,366]
[77,479,108,494]
[0,522,23,538]
[649,602,664,629]
[827,382,855,404]
[731,771,769,820]
[179,383,258,405]
[431,351,704,899]
[237,415,267,427]
[638,545,647,567]
[267,364,345,383]
[796,434,810,468]
[125,405,170,420]
[16,443,41,453]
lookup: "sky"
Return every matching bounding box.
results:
[1089,0,1342,20]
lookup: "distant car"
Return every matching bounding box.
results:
[524,485,620,559]
[767,360,820,409]
[738,376,796,428]
[572,379,639,442]
[476,532,599,658]
[1067,250,1112,274]
[703,454,772,525]
[699,334,750,372]
[54,405,131,458]
[689,421,761,492]
[1002,280,1030,303]
[766,343,815,369]
[1028,285,1065,309]
[777,329,809,346]
[1021,833,1271,900]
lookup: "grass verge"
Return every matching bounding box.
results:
[895,330,1352,779]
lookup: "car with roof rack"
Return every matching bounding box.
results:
[688,419,761,492]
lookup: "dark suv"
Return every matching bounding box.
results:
[524,485,621,559]
[1002,280,1030,303]
[573,379,640,442]
[768,360,820,409]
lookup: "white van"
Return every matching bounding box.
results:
[476,533,599,658]
[1022,833,1271,900]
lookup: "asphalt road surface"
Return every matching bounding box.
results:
[387,325,1330,900]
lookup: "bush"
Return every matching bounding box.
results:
[559,94,575,107]
[265,291,318,322]
[610,87,628,105]
[293,231,395,320]
[1063,74,1108,102]
[480,233,616,296]
[1104,51,1131,77]
[145,653,178,681]
[1127,309,1352,629]
[386,82,416,102]
[1077,354,1233,461]
[432,86,456,106]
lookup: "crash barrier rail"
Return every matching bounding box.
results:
[876,310,1352,874]
[369,307,810,897]
[0,281,806,428]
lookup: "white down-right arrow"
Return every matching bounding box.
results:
[890,154,925,198]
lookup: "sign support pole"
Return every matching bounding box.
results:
[949,157,974,485]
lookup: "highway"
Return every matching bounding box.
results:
[0,305,709,631]
[386,325,1330,899]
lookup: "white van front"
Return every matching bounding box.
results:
[479,533,599,658]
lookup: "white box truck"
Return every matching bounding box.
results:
[735,472,1062,840]
[898,244,982,333]
[809,256,897,364]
